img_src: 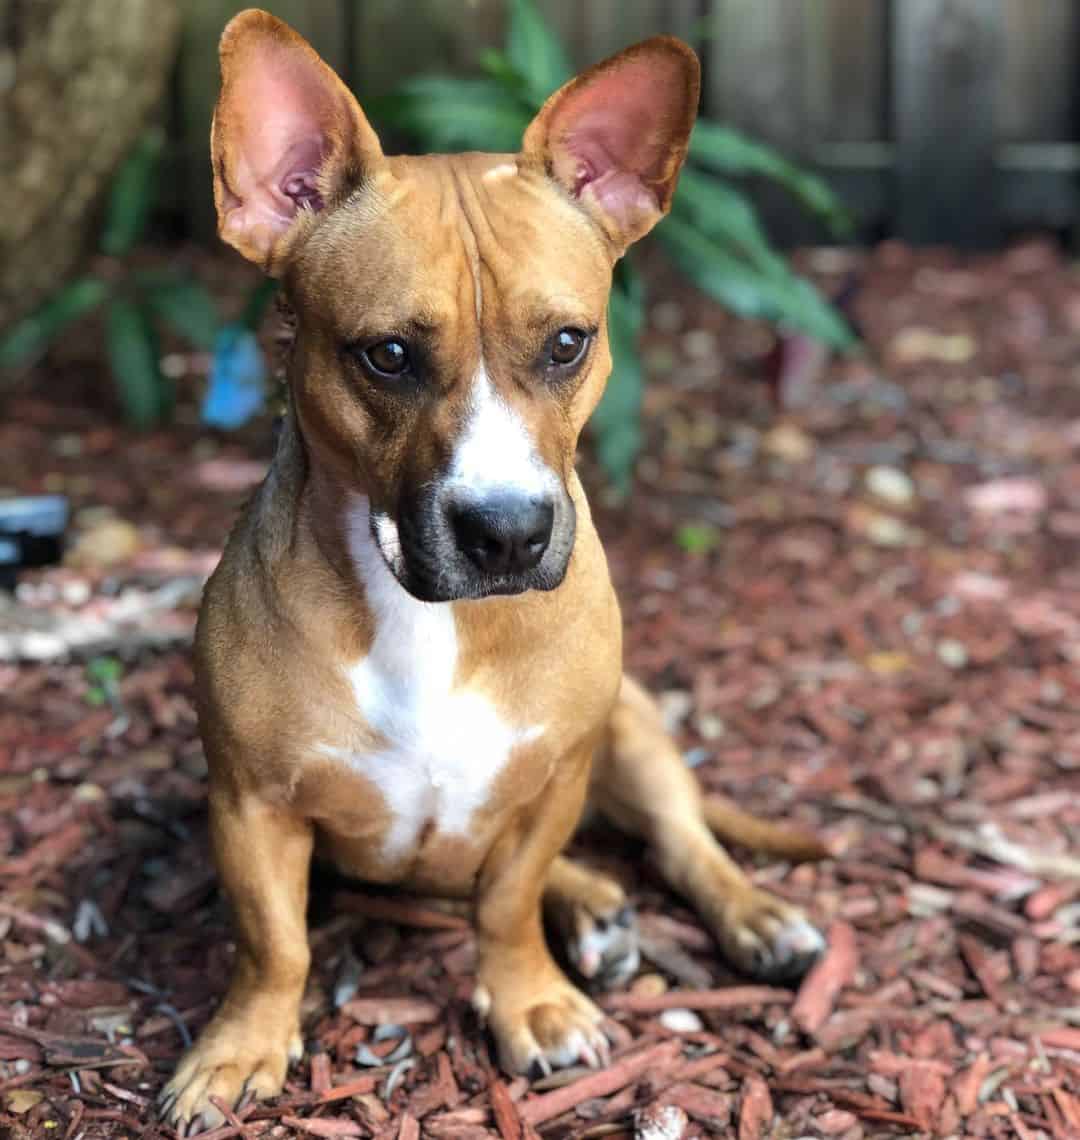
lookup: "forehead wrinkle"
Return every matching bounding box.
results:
[443,160,491,366]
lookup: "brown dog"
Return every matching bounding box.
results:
[160,10,826,1131]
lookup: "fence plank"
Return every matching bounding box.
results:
[803,0,889,233]
[707,0,836,243]
[894,0,1003,247]
[810,0,887,142]
[1001,0,1076,142]
[708,0,808,152]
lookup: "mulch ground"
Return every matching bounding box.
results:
[1,238,1079,1139]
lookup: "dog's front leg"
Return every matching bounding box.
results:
[160,786,313,1133]
[473,748,610,1076]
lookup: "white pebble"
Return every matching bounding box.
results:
[658,1007,704,1033]
[936,639,969,669]
[865,465,915,507]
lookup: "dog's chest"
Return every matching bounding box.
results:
[319,515,541,865]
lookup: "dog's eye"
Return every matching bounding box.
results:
[362,338,410,377]
[550,328,588,367]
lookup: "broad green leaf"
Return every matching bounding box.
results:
[145,279,220,350]
[479,49,531,98]
[105,298,167,428]
[100,128,166,256]
[370,78,531,152]
[506,0,572,107]
[657,215,855,349]
[672,169,788,280]
[689,121,852,238]
[0,278,108,368]
[591,270,645,494]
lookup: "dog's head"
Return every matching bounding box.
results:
[213,9,699,601]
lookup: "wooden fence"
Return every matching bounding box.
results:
[169,0,1080,247]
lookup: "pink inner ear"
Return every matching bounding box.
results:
[221,48,339,241]
[549,52,689,226]
[278,140,325,213]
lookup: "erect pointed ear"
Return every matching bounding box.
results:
[211,8,384,272]
[521,37,699,253]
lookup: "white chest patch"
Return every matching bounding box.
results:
[320,497,542,863]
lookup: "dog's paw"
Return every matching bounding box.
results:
[562,901,640,989]
[159,1019,302,1134]
[716,889,824,984]
[545,867,639,990]
[475,970,611,1076]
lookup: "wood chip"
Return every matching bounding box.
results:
[280,1116,365,1137]
[488,1078,523,1140]
[791,922,858,1035]
[737,1074,772,1140]
[601,987,793,1015]
[341,997,441,1025]
[520,1041,682,1126]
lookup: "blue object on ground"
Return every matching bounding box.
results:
[201,325,268,430]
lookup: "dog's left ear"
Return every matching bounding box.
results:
[521,37,700,253]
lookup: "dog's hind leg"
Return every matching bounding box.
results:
[589,675,826,983]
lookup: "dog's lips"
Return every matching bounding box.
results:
[372,517,567,603]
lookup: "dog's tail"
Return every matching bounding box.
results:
[701,797,830,863]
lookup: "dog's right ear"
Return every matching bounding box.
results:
[211,9,383,272]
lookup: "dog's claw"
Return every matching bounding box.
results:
[527,1056,551,1082]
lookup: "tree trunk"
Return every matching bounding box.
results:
[0,0,180,332]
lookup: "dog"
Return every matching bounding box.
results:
[160,10,827,1131]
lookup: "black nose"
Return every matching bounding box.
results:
[451,494,554,576]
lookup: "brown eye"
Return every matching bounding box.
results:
[362,338,410,377]
[550,328,588,367]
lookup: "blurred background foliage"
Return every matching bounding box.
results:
[4,0,1076,489]
[0,0,852,492]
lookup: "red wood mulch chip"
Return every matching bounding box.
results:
[2,238,1079,1137]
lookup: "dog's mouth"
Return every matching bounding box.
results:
[370,496,576,604]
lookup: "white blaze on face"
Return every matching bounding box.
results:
[445,366,558,500]
[322,495,544,864]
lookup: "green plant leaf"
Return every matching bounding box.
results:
[100,127,166,257]
[689,121,853,238]
[144,279,220,350]
[672,169,789,280]
[675,522,719,555]
[657,215,855,349]
[590,268,645,495]
[86,656,123,686]
[0,278,108,369]
[105,298,167,428]
[506,0,572,106]
[370,78,531,152]
[479,48,530,97]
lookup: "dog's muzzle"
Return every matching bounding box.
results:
[380,485,576,603]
